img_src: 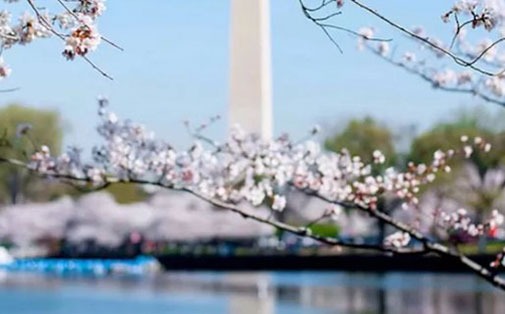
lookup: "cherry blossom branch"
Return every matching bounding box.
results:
[185,187,424,255]
[428,242,505,289]
[308,192,505,289]
[366,46,505,107]
[2,153,505,288]
[0,155,422,255]
[25,0,65,40]
[296,1,505,108]
[348,0,505,76]
[24,0,113,80]
[0,100,504,289]
[299,0,505,92]
[0,0,111,80]
[54,0,123,52]
[0,157,408,256]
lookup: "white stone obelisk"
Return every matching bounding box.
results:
[229,0,273,139]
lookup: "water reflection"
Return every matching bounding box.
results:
[0,271,503,314]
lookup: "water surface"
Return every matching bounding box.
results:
[0,271,503,314]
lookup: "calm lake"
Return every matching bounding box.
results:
[0,271,503,314]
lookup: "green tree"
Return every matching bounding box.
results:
[103,183,148,204]
[324,117,397,167]
[408,110,505,176]
[0,104,63,204]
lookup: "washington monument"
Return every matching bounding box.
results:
[229,0,273,139]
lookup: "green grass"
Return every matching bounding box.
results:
[457,241,505,255]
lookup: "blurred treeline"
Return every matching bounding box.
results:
[325,108,505,175]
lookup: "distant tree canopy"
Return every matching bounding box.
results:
[0,104,62,156]
[103,183,148,204]
[0,105,149,205]
[409,110,505,176]
[0,104,63,204]
[324,117,397,167]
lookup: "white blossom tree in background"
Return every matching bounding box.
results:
[3,0,505,291]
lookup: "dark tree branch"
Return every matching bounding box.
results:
[1,155,505,289]
[311,192,505,290]
[0,156,426,255]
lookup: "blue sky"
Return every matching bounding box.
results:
[0,1,501,150]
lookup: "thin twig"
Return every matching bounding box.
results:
[0,87,20,93]
[298,0,391,54]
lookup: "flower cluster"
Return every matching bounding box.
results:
[384,231,411,248]
[443,0,505,33]
[62,14,101,60]
[439,208,504,237]
[0,0,106,78]
[25,101,500,243]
